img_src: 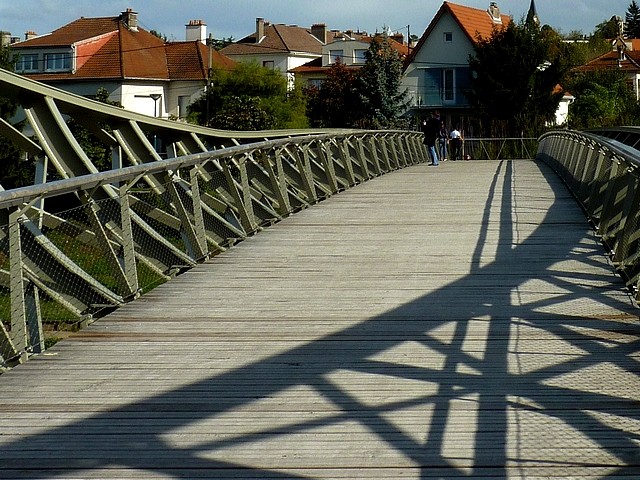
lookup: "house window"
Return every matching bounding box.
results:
[354,49,367,64]
[307,78,324,88]
[262,60,274,70]
[16,53,39,72]
[330,49,344,63]
[443,69,454,101]
[44,53,71,72]
[178,96,190,119]
[444,32,453,42]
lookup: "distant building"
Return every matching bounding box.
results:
[221,18,326,88]
[573,37,640,101]
[291,32,408,87]
[402,1,511,126]
[9,9,235,119]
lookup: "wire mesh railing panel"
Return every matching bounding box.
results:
[537,129,640,299]
[462,138,538,160]
[0,129,429,366]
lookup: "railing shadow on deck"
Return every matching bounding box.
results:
[0,159,638,478]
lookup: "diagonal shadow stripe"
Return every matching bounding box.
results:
[0,159,638,479]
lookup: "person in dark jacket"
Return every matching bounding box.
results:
[422,110,441,166]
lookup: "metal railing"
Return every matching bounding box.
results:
[0,68,429,367]
[461,137,537,160]
[0,130,427,366]
[537,129,640,300]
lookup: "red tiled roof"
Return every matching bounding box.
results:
[222,23,323,56]
[15,17,121,48]
[573,49,640,73]
[406,1,511,66]
[165,41,235,80]
[359,35,410,57]
[14,14,235,82]
[290,57,362,74]
[446,2,511,42]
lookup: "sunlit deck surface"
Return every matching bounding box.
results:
[1,159,639,479]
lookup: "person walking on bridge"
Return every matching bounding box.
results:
[422,110,441,166]
[449,124,463,160]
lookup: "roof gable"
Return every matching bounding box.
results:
[165,42,235,80]
[222,23,323,56]
[15,17,120,48]
[12,13,236,82]
[406,1,511,66]
[574,48,640,73]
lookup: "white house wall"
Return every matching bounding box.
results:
[403,11,477,108]
[115,83,167,118]
[322,40,369,66]
[166,80,205,119]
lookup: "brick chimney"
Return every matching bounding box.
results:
[186,19,207,43]
[256,17,265,41]
[488,2,502,23]
[121,8,139,32]
[24,31,38,41]
[311,23,328,43]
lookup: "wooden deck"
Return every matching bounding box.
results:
[1,159,639,479]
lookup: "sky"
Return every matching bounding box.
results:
[0,0,634,43]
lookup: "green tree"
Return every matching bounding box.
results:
[467,21,566,137]
[305,61,358,128]
[354,34,409,129]
[626,1,640,38]
[66,87,122,171]
[594,17,621,39]
[566,69,640,128]
[188,62,308,130]
[306,34,409,129]
[210,37,235,51]
[0,44,33,189]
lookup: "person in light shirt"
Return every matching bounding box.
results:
[449,125,463,161]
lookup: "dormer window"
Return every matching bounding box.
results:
[354,49,367,63]
[330,49,344,63]
[16,54,39,72]
[44,53,72,72]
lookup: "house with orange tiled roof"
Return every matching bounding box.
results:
[10,9,235,119]
[573,37,640,101]
[402,1,511,126]
[221,18,326,88]
[290,32,409,87]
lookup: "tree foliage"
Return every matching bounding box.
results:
[188,62,308,130]
[66,87,122,171]
[594,17,621,39]
[467,21,566,137]
[626,1,640,38]
[354,35,409,129]
[305,62,358,128]
[306,33,408,129]
[0,44,31,189]
[565,70,640,129]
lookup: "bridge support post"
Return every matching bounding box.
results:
[338,138,357,186]
[354,137,371,179]
[224,156,258,234]
[8,206,44,361]
[314,140,339,194]
[119,183,139,298]
[367,136,383,175]
[189,167,209,259]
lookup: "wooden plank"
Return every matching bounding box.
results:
[0,160,638,479]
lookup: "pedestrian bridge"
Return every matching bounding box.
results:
[0,69,639,478]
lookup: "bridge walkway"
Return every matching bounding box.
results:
[0,159,639,479]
